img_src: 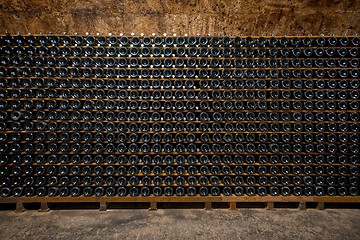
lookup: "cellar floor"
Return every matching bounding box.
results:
[0,205,359,240]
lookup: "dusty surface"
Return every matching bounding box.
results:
[0,209,359,240]
[0,0,358,35]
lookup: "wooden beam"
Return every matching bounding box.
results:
[298,202,306,210]
[149,202,157,211]
[266,202,275,210]
[205,202,212,210]
[15,202,26,213]
[0,196,359,204]
[38,202,50,212]
[229,202,237,210]
[99,202,107,211]
[316,202,325,210]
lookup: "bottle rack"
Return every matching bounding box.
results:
[0,34,359,211]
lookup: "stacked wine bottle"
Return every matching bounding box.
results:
[0,35,359,198]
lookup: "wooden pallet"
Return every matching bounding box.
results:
[1,196,359,212]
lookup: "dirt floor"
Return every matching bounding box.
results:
[0,208,359,240]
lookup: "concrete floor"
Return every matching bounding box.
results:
[0,208,359,240]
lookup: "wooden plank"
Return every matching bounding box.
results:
[312,196,360,203]
[222,196,316,203]
[1,196,359,204]
[229,202,237,210]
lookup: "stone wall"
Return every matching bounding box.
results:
[0,0,358,35]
